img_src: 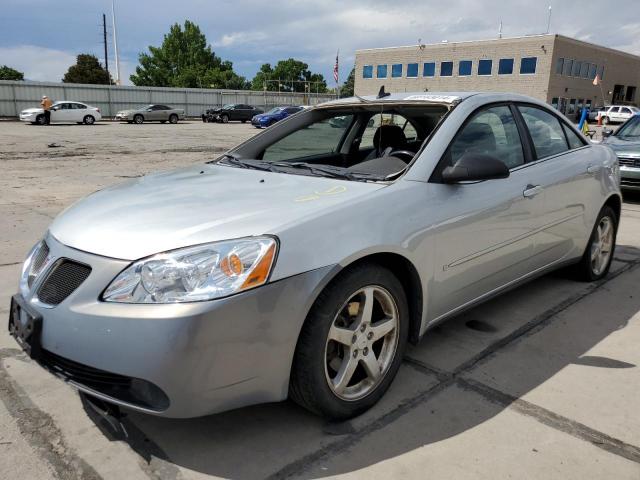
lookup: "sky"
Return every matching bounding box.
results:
[1,0,639,86]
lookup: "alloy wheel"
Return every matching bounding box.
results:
[324,285,399,401]
[591,216,614,276]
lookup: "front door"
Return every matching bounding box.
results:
[50,103,74,123]
[428,104,544,321]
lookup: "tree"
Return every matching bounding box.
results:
[62,54,112,84]
[250,58,327,93]
[130,20,247,89]
[340,68,355,97]
[0,65,24,81]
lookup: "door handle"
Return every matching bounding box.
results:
[523,184,543,198]
[587,164,601,174]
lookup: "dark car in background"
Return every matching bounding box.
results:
[202,104,264,123]
[251,106,303,128]
[603,113,640,190]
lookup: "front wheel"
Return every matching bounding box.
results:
[573,206,617,281]
[83,115,95,125]
[133,114,144,124]
[169,114,178,124]
[35,114,46,125]
[290,264,408,420]
[220,114,229,124]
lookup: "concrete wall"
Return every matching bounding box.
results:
[0,81,336,118]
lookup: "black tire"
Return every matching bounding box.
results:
[201,115,207,123]
[241,119,247,123]
[169,114,178,124]
[160,120,167,124]
[572,206,617,281]
[35,114,46,125]
[83,115,95,125]
[289,264,409,420]
[220,114,229,124]
[127,121,133,124]
[133,114,144,124]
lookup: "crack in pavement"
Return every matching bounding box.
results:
[0,348,103,480]
[269,258,640,479]
[458,377,640,464]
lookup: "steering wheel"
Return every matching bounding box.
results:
[387,150,415,163]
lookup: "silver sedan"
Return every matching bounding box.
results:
[10,92,621,420]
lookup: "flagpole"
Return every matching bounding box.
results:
[336,49,340,99]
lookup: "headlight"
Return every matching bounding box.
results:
[103,237,277,303]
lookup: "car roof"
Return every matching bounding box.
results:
[317,91,545,109]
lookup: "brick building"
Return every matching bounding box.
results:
[354,34,640,118]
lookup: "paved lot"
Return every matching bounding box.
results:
[0,120,639,479]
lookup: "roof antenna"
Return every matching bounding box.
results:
[377,86,390,99]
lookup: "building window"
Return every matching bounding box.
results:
[498,58,514,75]
[551,97,559,110]
[391,64,403,78]
[598,65,605,80]
[478,59,492,75]
[376,65,387,78]
[572,60,582,77]
[423,62,435,77]
[555,58,564,74]
[563,59,573,76]
[407,63,419,78]
[519,57,537,74]
[458,60,472,76]
[363,65,373,79]
[586,99,592,110]
[588,64,597,79]
[580,62,589,78]
[568,99,576,114]
[440,61,453,76]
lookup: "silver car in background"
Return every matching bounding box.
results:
[602,113,640,190]
[114,104,185,124]
[9,92,621,420]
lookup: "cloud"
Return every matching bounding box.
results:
[0,45,76,82]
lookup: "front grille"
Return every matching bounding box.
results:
[39,349,169,411]
[618,157,639,167]
[621,178,640,187]
[28,242,50,288]
[37,260,91,305]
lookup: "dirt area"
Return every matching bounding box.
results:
[0,120,639,480]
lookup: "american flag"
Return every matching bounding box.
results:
[333,51,339,84]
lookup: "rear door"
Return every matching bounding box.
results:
[428,104,544,320]
[515,104,594,267]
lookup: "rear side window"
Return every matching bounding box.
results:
[518,106,569,159]
[448,105,525,169]
[562,124,586,150]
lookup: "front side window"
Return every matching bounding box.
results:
[263,115,353,162]
[448,105,524,169]
[363,65,373,79]
[377,64,387,78]
[478,59,492,75]
[459,60,472,76]
[520,57,537,74]
[498,59,514,75]
[423,62,435,77]
[562,123,586,150]
[407,63,419,78]
[392,64,403,77]
[440,61,453,76]
[518,105,569,159]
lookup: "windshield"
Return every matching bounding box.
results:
[216,104,448,182]
[265,108,283,114]
[222,104,234,109]
[616,115,640,138]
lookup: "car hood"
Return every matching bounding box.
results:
[50,164,385,260]
[22,107,43,114]
[255,113,277,120]
[603,136,640,156]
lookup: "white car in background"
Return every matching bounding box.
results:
[19,101,102,125]
[598,105,639,125]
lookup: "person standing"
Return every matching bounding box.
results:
[41,95,53,125]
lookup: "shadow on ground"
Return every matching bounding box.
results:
[83,246,640,480]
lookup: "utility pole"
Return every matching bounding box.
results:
[111,0,121,85]
[102,13,109,83]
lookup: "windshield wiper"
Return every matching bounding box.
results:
[270,162,383,181]
[217,154,275,172]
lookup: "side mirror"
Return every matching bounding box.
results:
[51,107,58,111]
[602,129,613,138]
[442,153,510,183]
